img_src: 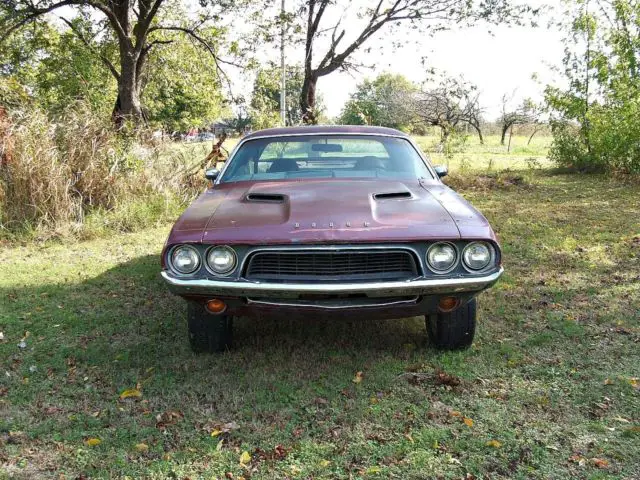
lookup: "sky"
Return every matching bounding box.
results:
[266,0,566,121]
[317,23,565,120]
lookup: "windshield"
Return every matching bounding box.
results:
[219,135,434,183]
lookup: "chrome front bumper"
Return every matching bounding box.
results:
[161,268,503,298]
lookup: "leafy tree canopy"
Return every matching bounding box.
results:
[339,73,417,131]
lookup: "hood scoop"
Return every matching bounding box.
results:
[373,191,412,201]
[245,192,287,203]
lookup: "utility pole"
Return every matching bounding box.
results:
[280,0,286,126]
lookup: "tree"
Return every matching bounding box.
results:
[220,110,252,135]
[0,14,228,131]
[413,76,484,143]
[0,0,241,126]
[288,0,535,124]
[338,73,416,130]
[499,93,535,145]
[250,65,308,129]
[545,0,640,173]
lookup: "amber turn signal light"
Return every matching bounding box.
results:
[438,296,459,312]
[206,299,227,314]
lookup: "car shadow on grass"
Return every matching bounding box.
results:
[2,253,441,436]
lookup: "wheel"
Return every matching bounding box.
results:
[187,301,233,353]
[426,298,477,350]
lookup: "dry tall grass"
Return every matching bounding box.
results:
[0,105,208,238]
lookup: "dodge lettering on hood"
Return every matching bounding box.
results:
[161,126,503,352]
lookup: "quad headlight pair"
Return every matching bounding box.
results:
[170,245,236,275]
[426,241,494,273]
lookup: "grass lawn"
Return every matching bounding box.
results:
[1,169,639,478]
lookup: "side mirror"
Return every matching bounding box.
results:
[205,168,220,181]
[434,165,448,178]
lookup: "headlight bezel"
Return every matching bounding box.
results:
[426,241,459,274]
[461,241,495,273]
[168,244,201,276]
[205,245,238,276]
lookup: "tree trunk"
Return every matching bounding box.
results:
[112,50,144,128]
[472,123,484,144]
[440,126,450,145]
[300,73,318,125]
[500,123,509,145]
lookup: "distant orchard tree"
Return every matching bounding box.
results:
[338,73,416,131]
[499,93,537,145]
[413,76,485,144]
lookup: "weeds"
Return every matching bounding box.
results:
[0,104,208,240]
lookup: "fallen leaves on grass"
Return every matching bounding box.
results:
[590,458,609,469]
[119,388,142,400]
[239,451,251,465]
[134,443,148,452]
[206,421,239,437]
[85,438,101,447]
[155,410,184,430]
[623,426,640,437]
[5,431,27,444]
[463,418,474,427]
[568,454,586,466]
[253,445,289,461]
[434,371,461,387]
[485,440,502,448]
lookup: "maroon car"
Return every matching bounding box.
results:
[161,126,503,352]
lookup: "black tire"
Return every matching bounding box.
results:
[426,298,477,350]
[187,301,233,353]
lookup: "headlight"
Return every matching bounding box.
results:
[206,246,237,275]
[462,242,493,271]
[170,245,201,274]
[426,242,458,273]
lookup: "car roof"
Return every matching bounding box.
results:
[242,125,408,140]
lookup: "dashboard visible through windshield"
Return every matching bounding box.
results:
[219,135,434,183]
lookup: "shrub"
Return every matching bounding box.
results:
[549,101,640,175]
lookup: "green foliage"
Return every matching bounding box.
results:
[143,29,229,132]
[0,76,29,108]
[546,0,640,174]
[0,12,228,130]
[249,65,312,128]
[338,73,417,131]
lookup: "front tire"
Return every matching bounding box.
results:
[426,298,477,350]
[187,301,233,353]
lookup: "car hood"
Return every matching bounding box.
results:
[168,179,495,245]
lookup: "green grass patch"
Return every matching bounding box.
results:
[1,171,639,478]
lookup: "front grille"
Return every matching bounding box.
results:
[244,249,418,282]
